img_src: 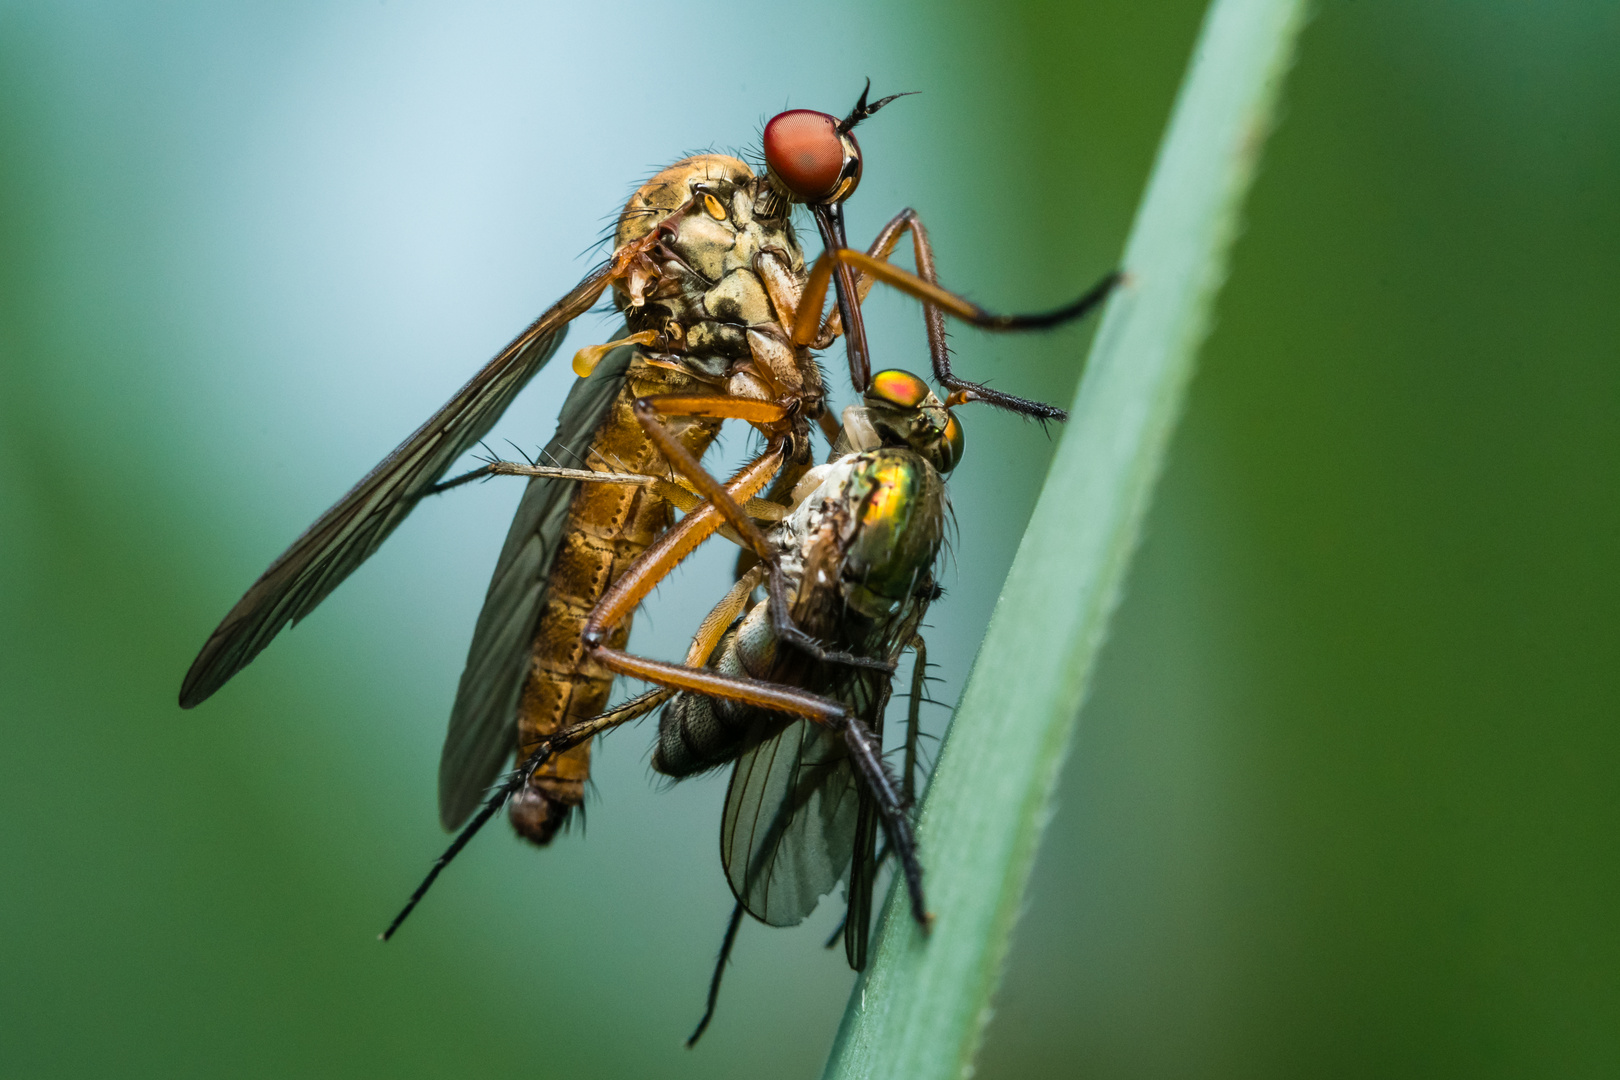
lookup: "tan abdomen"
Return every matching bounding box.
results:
[509,362,720,844]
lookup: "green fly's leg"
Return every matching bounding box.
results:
[765,567,897,674]
[904,633,928,806]
[589,646,929,929]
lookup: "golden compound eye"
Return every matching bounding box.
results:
[701,193,727,221]
[940,412,964,473]
[868,369,929,409]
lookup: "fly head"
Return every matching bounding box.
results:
[838,368,963,475]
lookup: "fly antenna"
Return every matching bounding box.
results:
[837,79,917,134]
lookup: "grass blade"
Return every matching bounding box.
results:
[821,1,1308,1076]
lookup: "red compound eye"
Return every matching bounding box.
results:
[763,110,846,201]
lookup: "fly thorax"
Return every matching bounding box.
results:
[780,457,862,541]
[764,465,851,637]
[774,450,944,627]
[769,505,814,599]
[616,154,752,248]
[831,450,946,621]
[613,154,810,393]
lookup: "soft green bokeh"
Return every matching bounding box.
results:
[1,3,1614,1078]
[977,3,1620,1078]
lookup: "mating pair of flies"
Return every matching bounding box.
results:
[179,84,1118,1041]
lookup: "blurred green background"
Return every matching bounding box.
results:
[2,1,1615,1077]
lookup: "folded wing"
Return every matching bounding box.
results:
[721,718,861,928]
[179,266,611,709]
[436,341,634,829]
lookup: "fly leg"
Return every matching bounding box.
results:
[803,206,935,349]
[578,429,789,656]
[808,202,872,391]
[765,567,897,673]
[689,659,889,1040]
[687,902,746,1047]
[389,559,780,1000]
[427,461,669,496]
[844,681,889,970]
[385,559,773,942]
[381,688,671,940]
[585,647,930,930]
[428,457,791,527]
[794,219,1123,418]
[597,394,894,674]
[903,632,928,807]
[809,244,1121,418]
[821,629,931,955]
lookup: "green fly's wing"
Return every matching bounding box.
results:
[720,718,861,927]
[842,788,880,970]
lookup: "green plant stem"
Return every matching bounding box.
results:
[820,1,1308,1076]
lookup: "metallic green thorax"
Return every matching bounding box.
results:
[832,450,946,623]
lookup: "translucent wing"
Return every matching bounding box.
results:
[842,789,880,969]
[436,341,634,829]
[178,267,612,709]
[720,718,861,927]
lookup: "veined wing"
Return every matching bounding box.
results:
[720,718,860,928]
[437,341,634,829]
[842,788,880,969]
[179,266,612,709]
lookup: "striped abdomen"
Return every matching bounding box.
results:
[508,360,721,844]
